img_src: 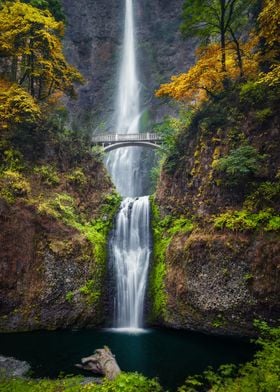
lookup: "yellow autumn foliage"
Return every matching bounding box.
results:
[258,0,280,86]
[258,0,280,49]
[0,79,41,130]
[0,1,83,100]
[156,38,259,103]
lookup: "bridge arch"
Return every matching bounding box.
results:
[103,141,162,153]
[92,132,163,152]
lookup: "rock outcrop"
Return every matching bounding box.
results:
[152,92,280,336]
[0,356,30,377]
[0,136,118,332]
[62,0,195,133]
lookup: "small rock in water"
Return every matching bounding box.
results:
[0,355,31,377]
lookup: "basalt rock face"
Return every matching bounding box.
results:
[62,0,122,133]
[0,136,116,332]
[62,0,195,133]
[0,203,99,331]
[153,95,280,336]
[163,230,279,336]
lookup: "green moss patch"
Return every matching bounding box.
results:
[0,372,162,392]
[150,196,194,321]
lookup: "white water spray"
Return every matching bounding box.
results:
[105,0,151,329]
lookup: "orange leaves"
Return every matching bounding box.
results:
[156,40,259,104]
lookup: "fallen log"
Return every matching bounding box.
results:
[76,346,121,380]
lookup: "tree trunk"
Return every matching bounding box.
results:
[76,347,121,380]
[229,27,244,77]
[220,0,226,73]
[11,57,18,82]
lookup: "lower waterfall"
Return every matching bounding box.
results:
[110,196,151,329]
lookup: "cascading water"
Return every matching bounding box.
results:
[110,197,151,328]
[106,0,151,330]
[105,0,142,198]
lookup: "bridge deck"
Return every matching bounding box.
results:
[92,132,162,144]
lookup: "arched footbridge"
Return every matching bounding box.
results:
[92,133,163,152]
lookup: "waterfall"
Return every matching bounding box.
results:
[105,0,142,198]
[105,0,151,330]
[110,197,151,328]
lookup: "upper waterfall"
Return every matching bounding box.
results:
[116,0,140,133]
[106,0,142,197]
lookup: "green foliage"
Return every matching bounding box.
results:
[154,112,192,156]
[34,165,60,186]
[152,111,193,177]
[0,169,30,203]
[214,145,265,185]
[240,81,267,106]
[0,144,25,171]
[66,168,87,187]
[180,0,253,73]
[33,191,120,308]
[23,0,65,21]
[181,0,249,41]
[255,108,273,123]
[168,217,194,236]
[239,80,279,111]
[65,291,74,303]
[100,192,122,217]
[150,197,194,320]
[149,198,169,320]
[0,372,162,392]
[266,216,280,231]
[90,372,163,392]
[79,280,100,306]
[0,377,83,392]
[214,208,280,232]
[91,146,105,162]
[244,182,280,210]
[178,322,280,392]
[243,273,253,281]
[36,190,120,262]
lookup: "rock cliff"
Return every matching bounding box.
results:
[0,134,119,332]
[151,88,280,336]
[62,0,195,133]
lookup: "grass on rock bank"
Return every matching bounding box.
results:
[149,196,194,321]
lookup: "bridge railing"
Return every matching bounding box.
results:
[92,133,162,144]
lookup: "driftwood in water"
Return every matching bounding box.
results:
[76,346,121,380]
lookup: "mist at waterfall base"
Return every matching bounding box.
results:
[0,329,254,391]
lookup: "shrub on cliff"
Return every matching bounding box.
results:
[213,145,265,186]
